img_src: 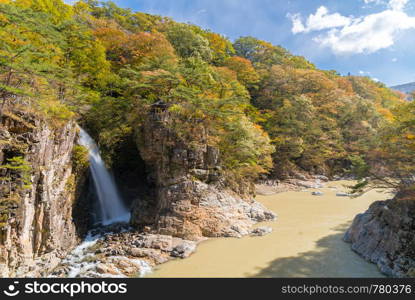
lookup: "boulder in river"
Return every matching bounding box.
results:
[250,227,273,237]
[171,240,197,258]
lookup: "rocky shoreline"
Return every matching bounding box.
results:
[344,192,415,278]
[52,222,277,278]
[50,224,199,278]
[256,174,333,195]
[52,175,333,278]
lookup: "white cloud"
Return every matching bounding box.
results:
[392,57,398,62]
[289,0,415,55]
[288,13,306,33]
[389,0,409,10]
[289,7,351,33]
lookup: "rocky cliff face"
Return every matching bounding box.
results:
[0,110,89,277]
[132,103,276,240]
[344,192,415,277]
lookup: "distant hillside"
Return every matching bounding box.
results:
[391,82,415,95]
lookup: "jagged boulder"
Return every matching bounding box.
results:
[344,192,415,277]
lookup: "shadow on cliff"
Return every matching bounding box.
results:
[248,222,383,278]
[72,175,94,237]
[112,135,154,207]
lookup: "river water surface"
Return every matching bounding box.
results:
[148,181,392,278]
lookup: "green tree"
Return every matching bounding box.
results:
[164,23,212,61]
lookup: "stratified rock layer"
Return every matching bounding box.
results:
[344,192,415,277]
[0,111,88,277]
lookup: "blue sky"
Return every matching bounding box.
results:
[110,0,415,86]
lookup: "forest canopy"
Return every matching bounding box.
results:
[0,0,411,194]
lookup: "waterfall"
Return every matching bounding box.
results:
[78,128,131,226]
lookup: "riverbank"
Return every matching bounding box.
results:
[148,181,393,277]
[345,189,415,277]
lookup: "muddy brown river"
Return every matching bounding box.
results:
[148,181,392,278]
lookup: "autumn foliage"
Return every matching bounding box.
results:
[0,0,411,192]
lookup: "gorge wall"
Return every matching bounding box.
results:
[344,191,415,277]
[132,103,276,241]
[0,110,89,277]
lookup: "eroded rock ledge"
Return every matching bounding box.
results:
[344,192,415,277]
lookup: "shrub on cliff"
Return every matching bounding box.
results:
[72,144,89,173]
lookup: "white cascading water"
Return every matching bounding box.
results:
[78,128,131,226]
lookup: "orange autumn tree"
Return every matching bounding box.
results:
[92,20,177,70]
[203,31,235,64]
[224,56,259,87]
